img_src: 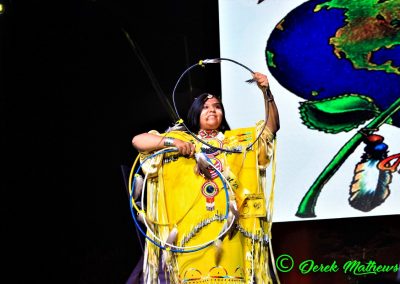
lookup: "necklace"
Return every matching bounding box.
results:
[197,130,224,156]
[198,129,219,139]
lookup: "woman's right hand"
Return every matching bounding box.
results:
[132,133,196,155]
[170,138,196,157]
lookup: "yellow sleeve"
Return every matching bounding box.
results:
[139,130,164,177]
[139,130,193,177]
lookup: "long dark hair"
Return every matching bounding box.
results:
[187,93,230,133]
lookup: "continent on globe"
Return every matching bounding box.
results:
[315,0,400,75]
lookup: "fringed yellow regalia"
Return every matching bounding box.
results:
[139,121,277,284]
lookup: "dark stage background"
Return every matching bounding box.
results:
[2,0,399,283]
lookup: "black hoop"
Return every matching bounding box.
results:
[171,58,270,154]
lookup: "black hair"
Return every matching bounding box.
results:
[187,93,231,133]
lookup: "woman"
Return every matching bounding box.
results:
[132,72,280,283]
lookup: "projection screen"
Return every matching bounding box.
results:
[218,0,400,222]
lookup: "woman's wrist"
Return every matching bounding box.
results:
[163,137,175,147]
[263,87,274,102]
[263,93,274,102]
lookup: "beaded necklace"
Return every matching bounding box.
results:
[197,129,225,210]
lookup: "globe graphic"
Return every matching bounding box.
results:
[266,0,400,129]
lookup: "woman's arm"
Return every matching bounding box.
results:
[253,72,280,136]
[263,91,280,136]
[132,132,195,156]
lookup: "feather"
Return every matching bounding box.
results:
[161,227,178,270]
[194,153,212,179]
[219,211,237,242]
[165,226,178,247]
[166,123,186,133]
[135,201,143,210]
[227,188,239,219]
[161,250,169,272]
[132,174,144,200]
[137,212,154,231]
[229,200,239,219]
[161,251,167,271]
[226,210,239,240]
[222,166,230,179]
[214,239,223,266]
[349,158,392,212]
[137,212,145,224]
[228,188,238,209]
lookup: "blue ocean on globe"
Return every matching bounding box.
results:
[266,0,400,128]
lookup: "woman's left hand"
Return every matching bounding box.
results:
[253,72,269,91]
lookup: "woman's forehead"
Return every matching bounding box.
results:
[204,97,220,105]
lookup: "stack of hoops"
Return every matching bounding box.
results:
[128,147,234,253]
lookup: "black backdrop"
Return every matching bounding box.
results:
[2,1,399,284]
[4,1,222,283]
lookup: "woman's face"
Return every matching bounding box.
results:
[199,97,223,130]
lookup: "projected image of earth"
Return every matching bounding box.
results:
[266,0,400,131]
[264,0,400,218]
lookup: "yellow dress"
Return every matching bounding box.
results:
[139,121,276,284]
